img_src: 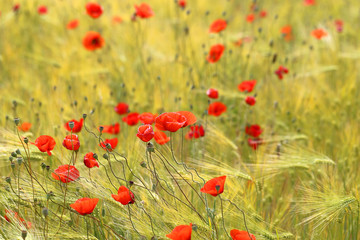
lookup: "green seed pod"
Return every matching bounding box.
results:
[14,118,20,126]
[103,153,109,160]
[83,113,87,119]
[21,230,27,240]
[17,157,23,165]
[15,149,21,155]
[23,137,29,144]
[68,121,75,130]
[146,142,154,152]
[11,152,17,158]
[11,162,15,169]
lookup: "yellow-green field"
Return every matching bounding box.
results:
[1,0,360,239]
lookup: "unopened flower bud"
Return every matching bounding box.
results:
[16,149,21,155]
[103,153,109,160]
[9,156,13,162]
[129,181,134,187]
[17,157,23,165]
[192,224,198,231]
[11,152,17,157]
[23,137,28,144]
[140,161,147,168]
[46,165,50,171]
[42,207,49,217]
[11,162,15,169]
[5,177,11,184]
[93,153,98,160]
[82,113,87,119]
[41,163,46,169]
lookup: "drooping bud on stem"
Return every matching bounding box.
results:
[14,118,20,126]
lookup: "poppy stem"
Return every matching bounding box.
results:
[219,196,231,239]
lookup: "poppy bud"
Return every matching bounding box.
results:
[103,153,109,160]
[11,162,15,169]
[17,157,23,165]
[23,137,28,144]
[5,177,11,184]
[41,163,46,169]
[147,142,154,152]
[9,156,13,162]
[46,165,50,171]
[68,121,75,130]
[11,152,17,157]
[129,181,134,187]
[192,224,198,231]
[42,207,49,217]
[83,113,87,119]
[16,149,21,155]
[14,118,20,126]
[21,230,27,240]
[140,161,147,168]
[93,153,98,160]
[47,191,54,200]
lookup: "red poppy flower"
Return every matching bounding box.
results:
[230,229,256,240]
[166,223,192,240]
[304,0,315,6]
[208,102,227,117]
[209,19,227,33]
[259,10,267,18]
[52,165,80,183]
[207,44,225,63]
[178,0,186,8]
[64,119,83,133]
[100,138,118,151]
[112,186,135,205]
[67,19,79,29]
[281,25,293,41]
[245,96,256,106]
[155,112,187,132]
[13,4,20,12]
[38,6,47,15]
[18,122,32,132]
[311,28,327,39]
[154,131,170,145]
[200,176,226,197]
[139,112,157,125]
[32,135,56,156]
[83,31,105,51]
[275,66,289,80]
[245,125,263,138]
[207,88,219,99]
[185,125,205,140]
[334,19,343,33]
[238,80,256,93]
[86,2,103,18]
[122,112,140,126]
[100,123,120,134]
[177,111,197,127]
[246,14,255,23]
[62,134,80,151]
[115,102,129,115]
[70,198,99,216]
[247,138,262,150]
[135,3,154,19]
[4,210,30,229]
[112,16,123,24]
[84,152,99,168]
[137,124,154,142]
